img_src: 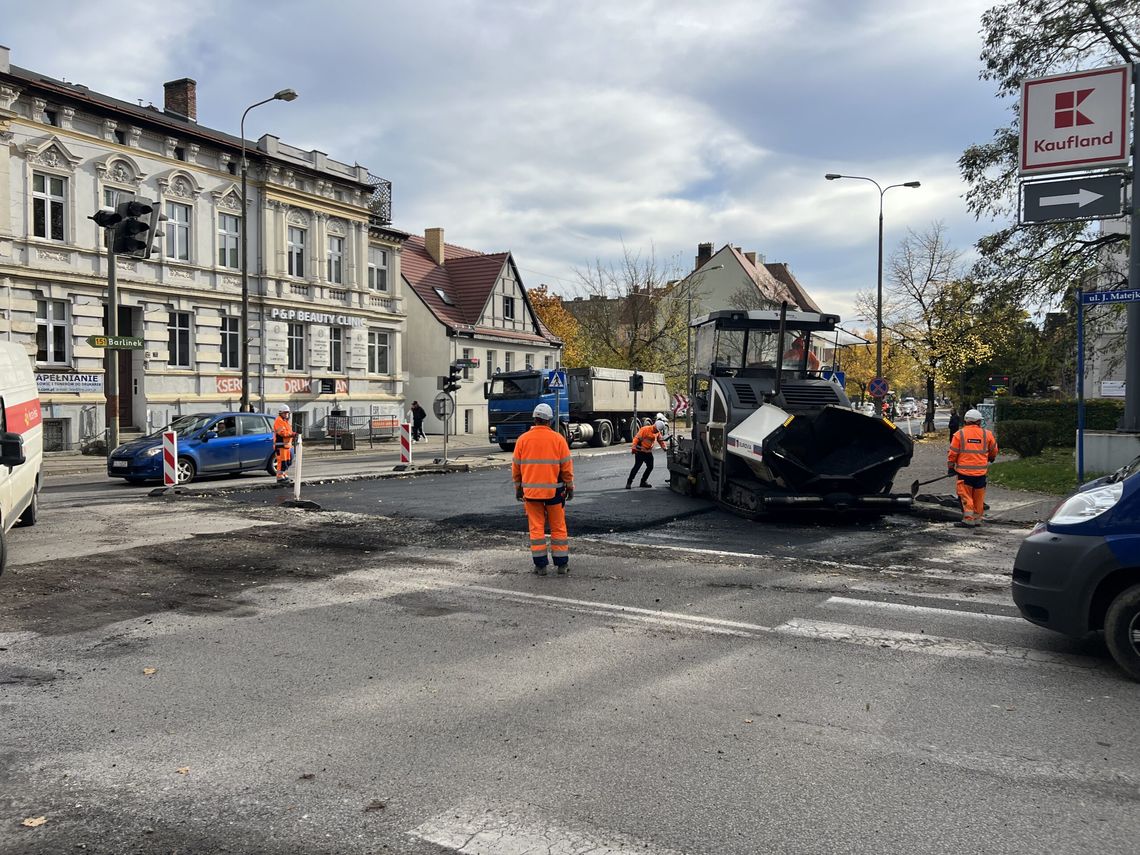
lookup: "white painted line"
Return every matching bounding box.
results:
[409,804,688,854]
[824,596,1023,623]
[774,619,1103,670]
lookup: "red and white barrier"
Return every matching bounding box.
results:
[400,422,413,465]
[162,430,178,487]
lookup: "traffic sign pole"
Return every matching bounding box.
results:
[1124,62,1140,432]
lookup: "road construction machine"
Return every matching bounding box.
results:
[667,308,914,516]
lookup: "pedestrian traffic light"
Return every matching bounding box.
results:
[629,373,644,392]
[443,362,463,393]
[112,199,157,257]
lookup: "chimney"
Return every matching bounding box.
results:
[695,242,713,271]
[0,45,10,74]
[425,227,445,265]
[744,251,757,266]
[163,78,197,122]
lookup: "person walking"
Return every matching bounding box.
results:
[947,408,999,528]
[273,404,297,484]
[626,416,668,489]
[947,408,961,438]
[512,403,575,575]
[410,400,427,442]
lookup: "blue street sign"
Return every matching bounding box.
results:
[822,369,846,387]
[868,376,889,398]
[1081,289,1140,305]
[547,369,566,389]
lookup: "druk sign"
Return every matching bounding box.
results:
[1021,65,1130,175]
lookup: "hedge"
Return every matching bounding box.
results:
[995,420,1051,457]
[993,398,1124,447]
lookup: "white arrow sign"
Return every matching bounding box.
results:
[1039,188,1105,208]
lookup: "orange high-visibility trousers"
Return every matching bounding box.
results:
[275,445,292,480]
[956,480,986,524]
[525,499,568,567]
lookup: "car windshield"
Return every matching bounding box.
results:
[488,376,543,398]
[149,414,215,437]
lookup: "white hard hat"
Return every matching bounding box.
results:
[655,412,666,422]
[278,404,290,413]
[964,408,983,423]
[655,419,668,433]
[533,403,553,421]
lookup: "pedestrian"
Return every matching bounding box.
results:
[626,415,668,489]
[512,403,574,576]
[273,404,296,484]
[410,400,427,442]
[947,408,999,528]
[947,408,961,438]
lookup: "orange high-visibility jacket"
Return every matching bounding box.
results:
[273,415,296,449]
[948,424,998,477]
[513,424,574,500]
[631,424,666,453]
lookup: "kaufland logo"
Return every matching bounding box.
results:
[1021,65,1129,173]
[1054,89,1094,127]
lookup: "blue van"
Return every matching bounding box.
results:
[1012,454,1140,680]
[107,412,277,485]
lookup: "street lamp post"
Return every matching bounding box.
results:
[240,89,298,412]
[824,173,920,417]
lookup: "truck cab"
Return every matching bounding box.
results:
[484,370,567,451]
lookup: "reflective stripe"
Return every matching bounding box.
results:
[550,540,569,546]
[530,538,548,546]
[521,482,564,489]
[515,457,570,465]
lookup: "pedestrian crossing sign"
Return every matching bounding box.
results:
[547,370,566,390]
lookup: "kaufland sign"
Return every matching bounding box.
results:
[1020,65,1131,175]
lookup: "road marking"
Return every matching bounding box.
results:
[824,596,1023,623]
[773,619,1102,669]
[408,804,688,854]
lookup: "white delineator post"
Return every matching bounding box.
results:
[401,422,412,465]
[292,436,303,501]
[162,430,178,487]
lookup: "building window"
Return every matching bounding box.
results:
[114,130,127,146]
[461,347,473,380]
[43,109,58,127]
[166,202,191,261]
[220,316,240,369]
[525,354,533,369]
[486,351,496,379]
[544,355,553,370]
[503,296,515,320]
[367,248,388,291]
[327,236,344,284]
[464,409,473,434]
[330,327,343,373]
[32,173,66,241]
[287,323,305,371]
[288,227,306,277]
[218,213,240,269]
[368,331,389,374]
[504,352,513,372]
[168,312,191,367]
[36,299,69,364]
[174,146,186,162]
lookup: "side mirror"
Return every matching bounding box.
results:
[483,381,491,400]
[0,431,26,467]
[202,430,217,441]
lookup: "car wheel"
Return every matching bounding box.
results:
[1104,583,1140,682]
[176,456,197,485]
[16,492,38,527]
[266,456,278,476]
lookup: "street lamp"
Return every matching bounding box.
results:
[240,88,298,412]
[824,173,920,417]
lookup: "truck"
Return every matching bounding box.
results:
[484,366,671,450]
[667,308,915,517]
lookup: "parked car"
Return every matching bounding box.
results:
[898,397,918,418]
[107,412,277,485]
[0,342,44,574]
[1012,454,1140,680]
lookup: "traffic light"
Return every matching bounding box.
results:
[112,198,164,258]
[629,373,644,392]
[442,362,463,393]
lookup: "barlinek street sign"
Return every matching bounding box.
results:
[1021,174,1125,224]
[1020,65,1130,176]
[86,335,145,349]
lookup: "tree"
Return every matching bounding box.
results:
[961,1,1138,305]
[527,285,587,366]
[840,329,917,407]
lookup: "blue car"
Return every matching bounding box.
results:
[107,412,277,485]
[1012,454,1140,680]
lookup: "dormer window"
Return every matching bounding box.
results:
[434,287,455,306]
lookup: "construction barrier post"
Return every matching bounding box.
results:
[292,436,303,501]
[162,430,178,487]
[401,422,412,464]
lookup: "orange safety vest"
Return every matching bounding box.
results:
[274,415,295,449]
[948,424,998,477]
[631,424,665,453]
[512,424,574,500]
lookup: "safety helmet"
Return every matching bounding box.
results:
[964,408,983,423]
[655,419,668,433]
[278,404,290,413]
[533,403,553,421]
[655,412,666,422]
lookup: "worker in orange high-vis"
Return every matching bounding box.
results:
[273,404,297,484]
[626,416,668,489]
[947,408,998,528]
[512,403,574,576]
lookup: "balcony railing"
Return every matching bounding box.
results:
[367,174,392,225]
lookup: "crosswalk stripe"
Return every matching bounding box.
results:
[824,596,1023,623]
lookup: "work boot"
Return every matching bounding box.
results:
[533,565,548,576]
[639,482,652,488]
[555,563,570,576]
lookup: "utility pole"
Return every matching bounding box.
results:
[105,239,119,455]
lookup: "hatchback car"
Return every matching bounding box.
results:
[107,412,277,485]
[1012,454,1140,680]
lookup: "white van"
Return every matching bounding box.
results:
[0,342,43,574]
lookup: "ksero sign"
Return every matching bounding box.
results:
[1020,65,1130,175]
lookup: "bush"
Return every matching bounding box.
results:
[996,420,1052,457]
[994,398,1124,446]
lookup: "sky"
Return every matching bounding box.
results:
[4,0,1013,325]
